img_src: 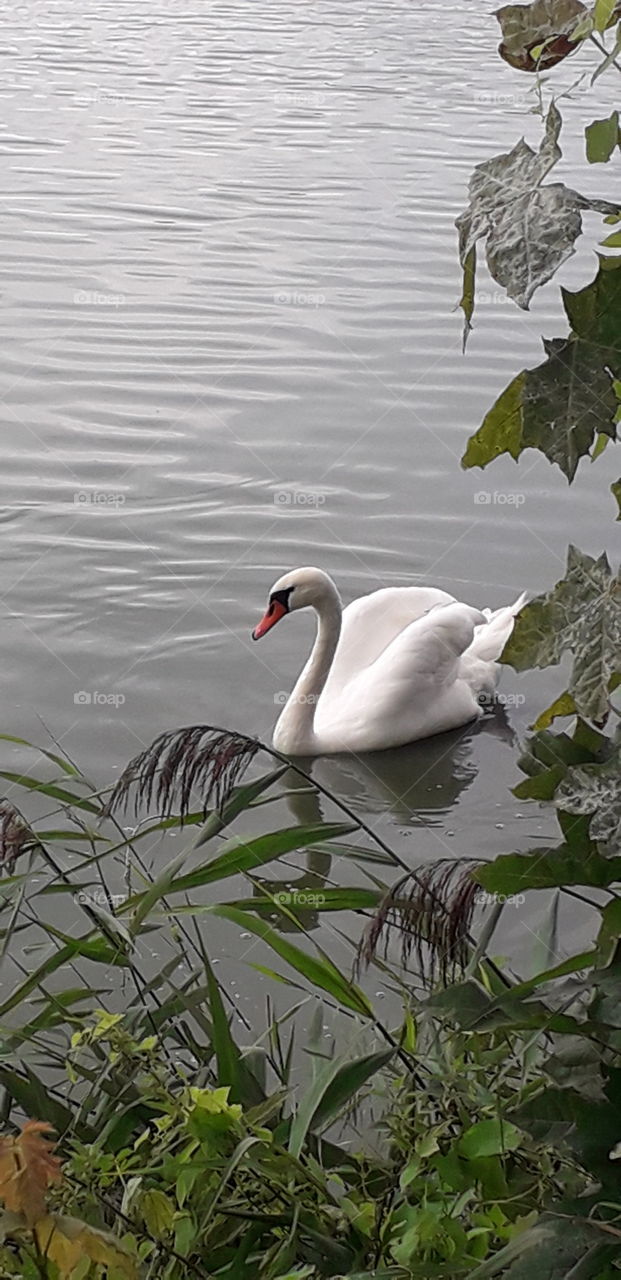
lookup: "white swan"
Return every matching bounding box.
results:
[252,567,527,756]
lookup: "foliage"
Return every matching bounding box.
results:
[0,2,620,1278]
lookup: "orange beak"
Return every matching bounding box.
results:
[252,599,288,641]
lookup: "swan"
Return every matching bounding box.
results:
[252,567,527,756]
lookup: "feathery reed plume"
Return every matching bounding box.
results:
[357,859,482,987]
[105,726,260,822]
[0,799,39,871]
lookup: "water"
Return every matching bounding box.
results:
[1,0,618,993]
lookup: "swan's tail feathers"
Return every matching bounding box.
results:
[468,591,528,664]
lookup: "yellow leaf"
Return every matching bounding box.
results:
[36,1213,138,1279]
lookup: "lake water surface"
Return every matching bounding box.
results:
[1,0,619,995]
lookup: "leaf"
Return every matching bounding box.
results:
[195,764,288,843]
[0,1121,61,1225]
[0,1068,75,1140]
[456,104,618,342]
[594,0,620,29]
[463,255,621,476]
[533,691,577,729]
[468,1215,612,1279]
[586,110,620,162]
[35,1213,138,1278]
[0,934,128,1018]
[463,336,618,480]
[496,0,588,72]
[458,1117,523,1159]
[502,546,621,724]
[288,1047,394,1158]
[613,478,621,518]
[204,956,264,1107]
[140,1188,175,1237]
[475,847,621,893]
[0,772,100,813]
[212,905,373,1017]
[555,755,621,850]
[121,822,355,910]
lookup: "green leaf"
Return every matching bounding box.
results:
[586,110,619,162]
[468,1215,611,1279]
[0,772,100,813]
[555,754,621,850]
[204,956,264,1107]
[462,336,618,481]
[462,257,621,479]
[121,823,355,909]
[458,1117,523,1159]
[211,906,373,1017]
[0,934,128,1018]
[613,478,621,518]
[129,849,189,935]
[288,1047,394,1158]
[170,888,381,916]
[533,691,577,730]
[594,0,618,31]
[0,1065,77,1137]
[475,847,621,894]
[195,765,288,843]
[502,545,621,724]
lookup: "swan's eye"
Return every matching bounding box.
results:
[270,587,293,612]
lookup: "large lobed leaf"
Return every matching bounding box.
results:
[456,105,618,342]
[462,255,621,479]
[502,545,621,724]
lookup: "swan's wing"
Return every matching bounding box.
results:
[466,592,528,663]
[369,600,486,691]
[324,586,456,695]
[316,601,486,749]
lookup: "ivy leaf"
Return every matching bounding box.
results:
[502,545,621,724]
[586,110,620,163]
[496,0,588,72]
[456,105,618,341]
[556,755,621,851]
[462,256,621,477]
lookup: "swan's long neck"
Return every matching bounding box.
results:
[274,587,342,754]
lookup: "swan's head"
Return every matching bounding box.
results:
[252,567,336,640]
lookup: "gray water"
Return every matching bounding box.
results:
[2,0,619,993]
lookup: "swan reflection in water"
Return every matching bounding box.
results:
[252,707,515,934]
